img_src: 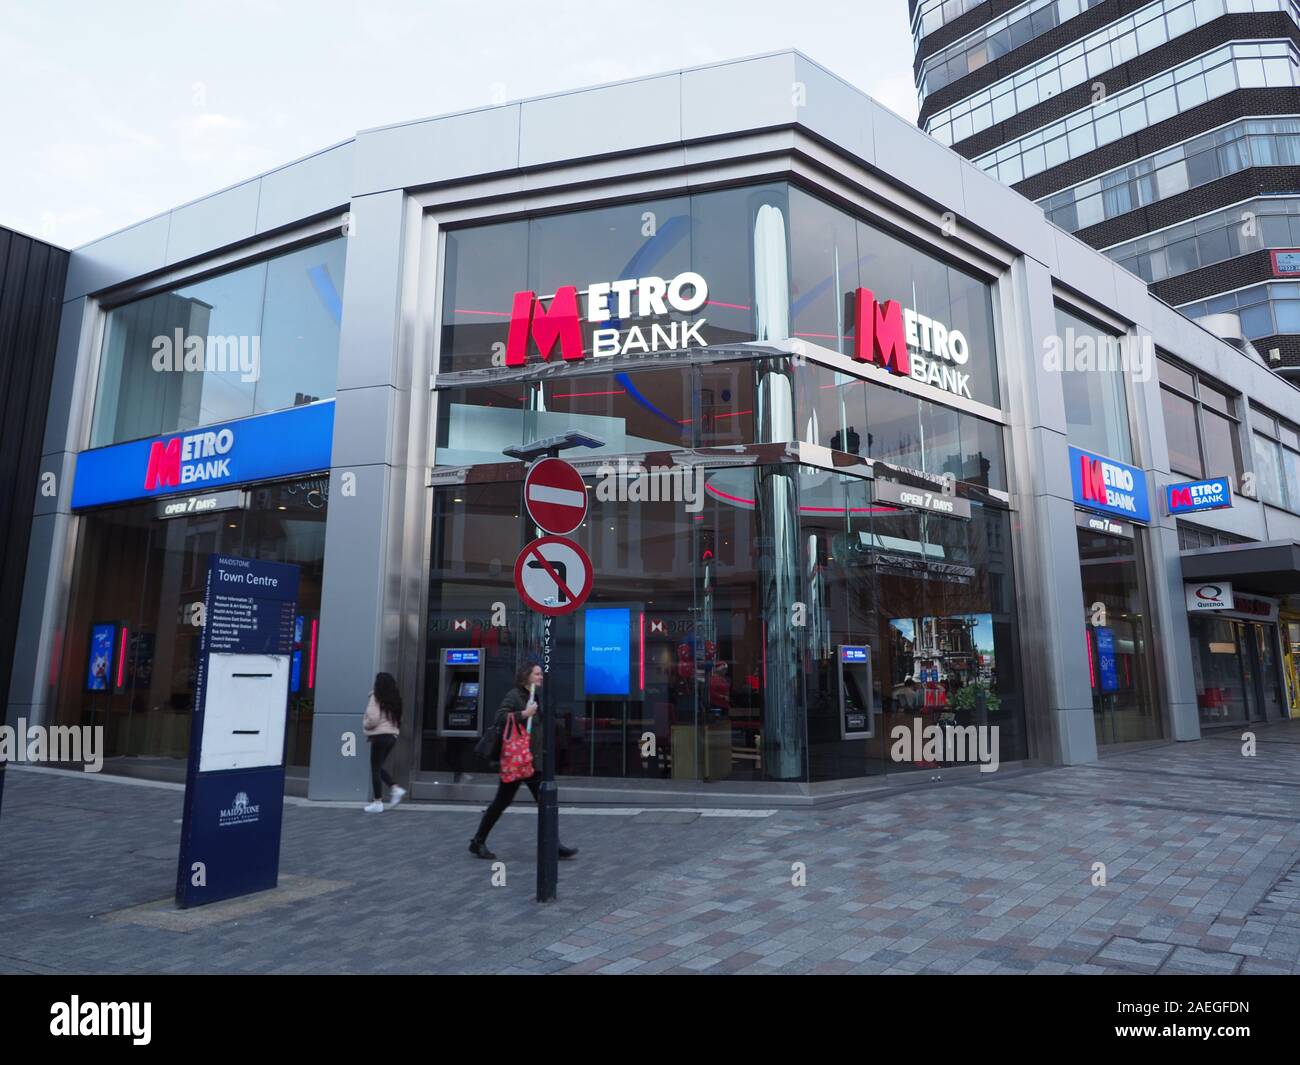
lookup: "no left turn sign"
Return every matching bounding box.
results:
[514,536,594,616]
[524,457,588,535]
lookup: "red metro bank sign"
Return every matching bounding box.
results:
[504,279,975,399]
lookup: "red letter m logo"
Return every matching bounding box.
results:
[505,286,584,367]
[1170,487,1193,509]
[852,289,910,376]
[1081,456,1107,504]
[144,438,182,490]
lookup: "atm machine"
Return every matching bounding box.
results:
[838,644,874,739]
[437,648,486,738]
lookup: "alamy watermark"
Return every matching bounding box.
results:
[151,329,260,383]
[890,717,1000,773]
[594,458,705,512]
[0,719,103,772]
[1043,328,1154,383]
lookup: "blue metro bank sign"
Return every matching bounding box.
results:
[71,401,335,509]
[1069,446,1150,523]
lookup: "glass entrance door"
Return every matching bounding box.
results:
[1251,622,1285,721]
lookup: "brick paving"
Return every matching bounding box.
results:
[2,722,1300,974]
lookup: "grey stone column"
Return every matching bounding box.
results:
[307,191,428,799]
[1126,286,1201,742]
[1000,257,1098,765]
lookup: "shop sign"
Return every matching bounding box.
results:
[1186,582,1234,612]
[1271,250,1300,277]
[1167,477,1233,515]
[853,289,974,400]
[874,477,972,519]
[1230,592,1279,623]
[155,488,248,520]
[71,401,335,510]
[506,272,709,365]
[1076,512,1132,537]
[1069,446,1150,522]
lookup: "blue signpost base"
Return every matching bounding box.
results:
[175,554,299,909]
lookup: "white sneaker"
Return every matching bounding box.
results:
[363,800,384,814]
[388,786,406,808]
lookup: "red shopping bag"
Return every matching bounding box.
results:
[499,713,534,783]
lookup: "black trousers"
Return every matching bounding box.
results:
[473,775,540,842]
[369,734,397,800]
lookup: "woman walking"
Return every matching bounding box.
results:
[469,662,578,860]
[363,672,406,813]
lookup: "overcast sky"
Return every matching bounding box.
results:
[0,1,919,249]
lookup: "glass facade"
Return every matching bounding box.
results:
[55,237,348,770]
[1042,118,1300,233]
[1107,196,1300,283]
[90,237,347,448]
[1191,613,1285,724]
[919,0,1106,103]
[439,185,1001,406]
[1079,526,1162,744]
[425,180,1024,784]
[914,0,1001,44]
[53,478,329,767]
[976,42,1300,184]
[930,0,1299,146]
[1180,280,1300,339]
[421,466,1024,783]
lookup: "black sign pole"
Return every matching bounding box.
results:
[521,452,560,904]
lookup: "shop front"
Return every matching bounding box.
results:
[47,236,346,771]
[1068,447,1164,746]
[420,181,1026,785]
[1181,542,1300,728]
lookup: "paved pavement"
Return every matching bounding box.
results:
[3,722,1300,974]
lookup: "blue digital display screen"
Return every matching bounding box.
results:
[446,649,481,665]
[291,650,302,694]
[585,608,631,697]
[87,624,115,691]
[841,645,868,663]
[1095,627,1119,693]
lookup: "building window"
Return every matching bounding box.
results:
[927,0,1296,146]
[918,0,1107,103]
[1179,281,1300,339]
[1157,356,1243,482]
[1056,305,1133,462]
[1106,197,1300,283]
[89,237,347,448]
[1177,520,1251,549]
[1042,118,1300,232]
[979,42,1300,183]
[1251,405,1300,509]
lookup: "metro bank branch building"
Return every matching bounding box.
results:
[13,51,1300,803]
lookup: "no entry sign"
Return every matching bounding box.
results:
[514,536,593,616]
[524,457,588,535]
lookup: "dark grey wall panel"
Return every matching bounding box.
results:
[0,227,68,724]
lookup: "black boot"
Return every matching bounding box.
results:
[469,838,497,860]
[558,843,578,860]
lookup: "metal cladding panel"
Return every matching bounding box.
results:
[0,227,69,720]
[519,75,682,168]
